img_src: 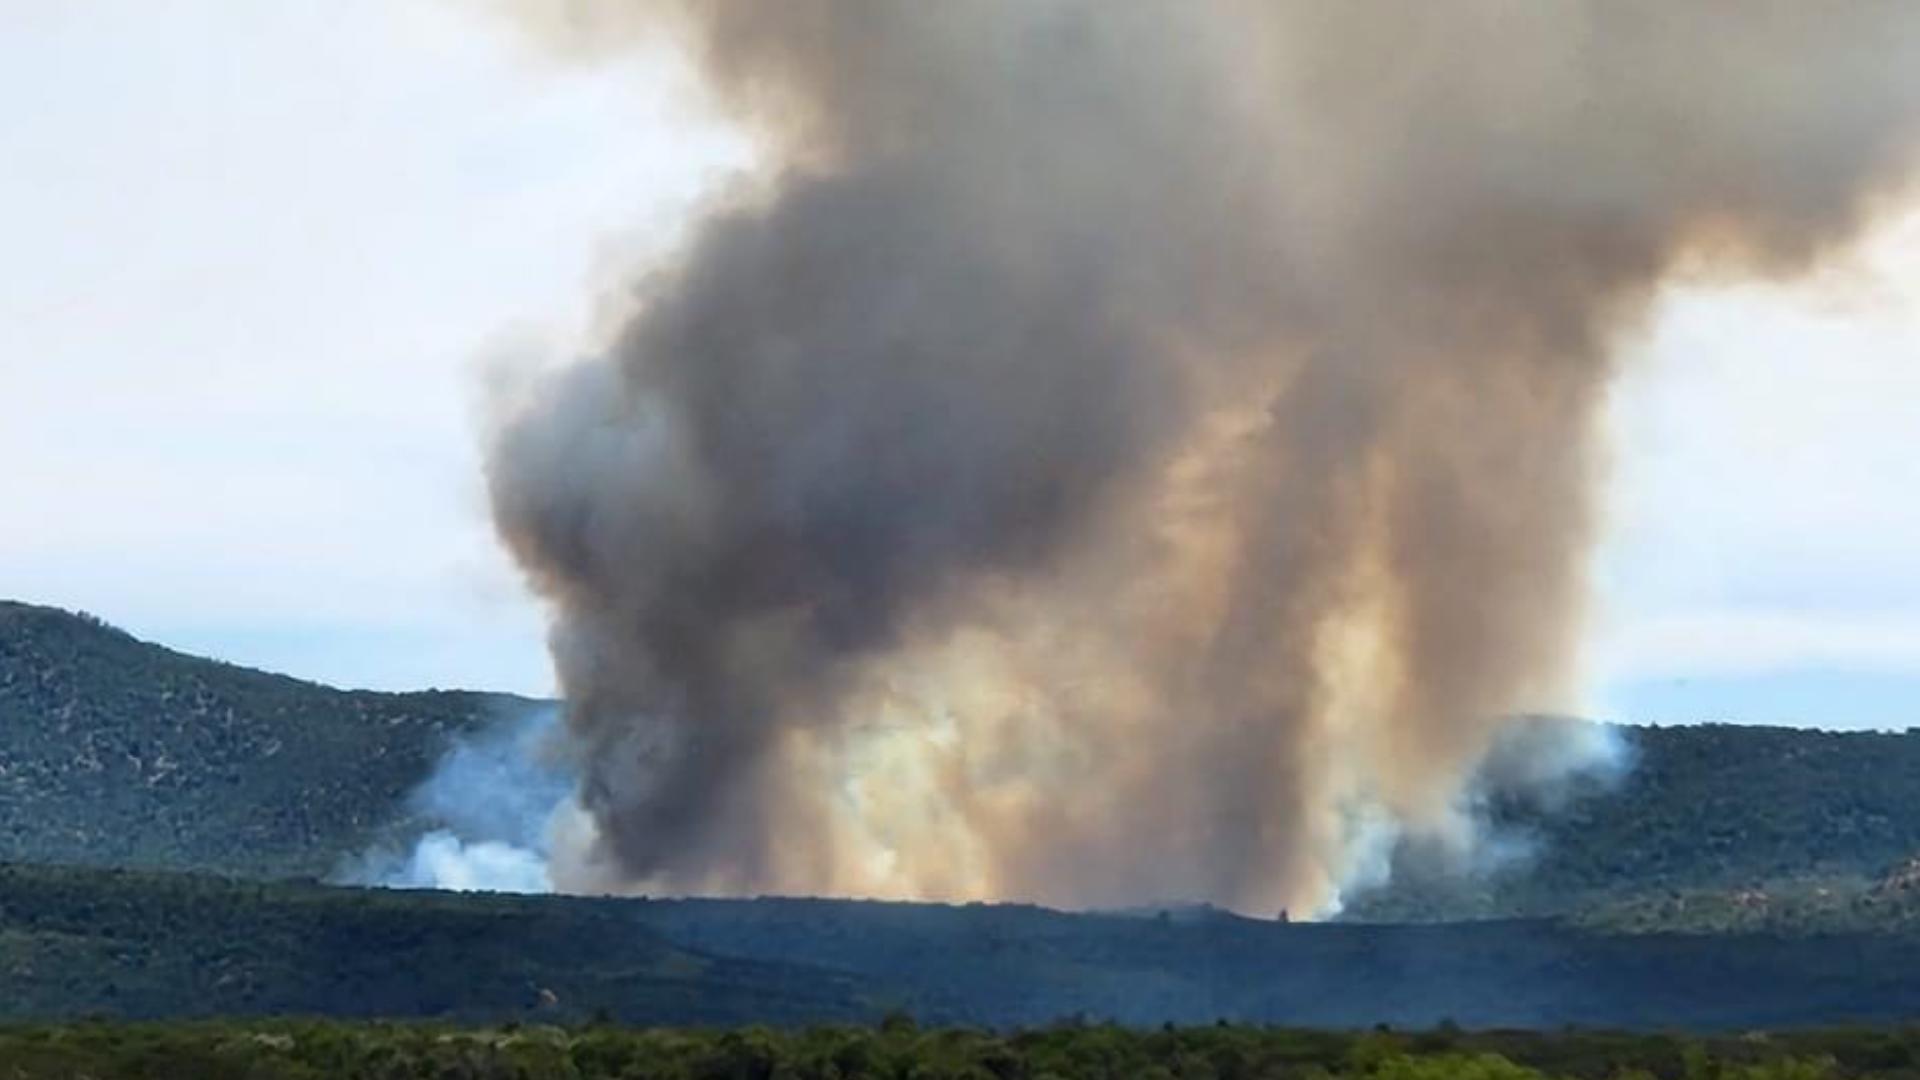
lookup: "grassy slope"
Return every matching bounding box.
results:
[0,601,526,878]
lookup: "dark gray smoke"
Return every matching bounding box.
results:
[487,1,1920,911]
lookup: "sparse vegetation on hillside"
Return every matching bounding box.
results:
[0,601,524,878]
[1571,857,1920,935]
[1532,724,1920,895]
[1349,723,1920,921]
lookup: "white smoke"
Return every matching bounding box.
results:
[1334,717,1634,916]
[339,706,574,894]
[392,831,553,893]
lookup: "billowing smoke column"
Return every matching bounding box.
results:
[489,1,1920,912]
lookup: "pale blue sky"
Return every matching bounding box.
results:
[4,2,1917,730]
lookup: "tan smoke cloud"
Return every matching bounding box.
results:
[486,0,1920,913]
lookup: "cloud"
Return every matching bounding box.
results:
[1592,609,1920,683]
[1588,203,1920,704]
[0,0,744,692]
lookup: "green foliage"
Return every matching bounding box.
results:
[0,1021,1911,1080]
[1570,866,1920,935]
[0,601,524,878]
[1541,724,1920,899]
[1342,723,1920,923]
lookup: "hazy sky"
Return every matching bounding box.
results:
[5,1,1918,730]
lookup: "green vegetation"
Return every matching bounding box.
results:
[1531,723,1920,904]
[0,601,523,878]
[1338,722,1920,922]
[0,1020,1916,1080]
[1571,858,1920,935]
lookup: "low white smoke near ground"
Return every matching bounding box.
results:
[347,709,1627,913]
[396,832,551,894]
[340,707,578,894]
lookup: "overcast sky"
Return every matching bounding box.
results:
[4,1,1918,730]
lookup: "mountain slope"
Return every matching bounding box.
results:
[0,601,527,878]
[1347,722,1920,920]
[1518,722,1920,902]
[4,599,1920,915]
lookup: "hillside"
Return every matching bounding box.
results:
[0,601,525,878]
[1347,723,1920,921]
[6,863,1920,1029]
[4,599,1920,916]
[1532,723,1920,891]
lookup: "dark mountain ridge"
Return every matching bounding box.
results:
[4,861,1920,1029]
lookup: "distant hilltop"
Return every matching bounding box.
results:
[3,599,1919,919]
[0,600,530,880]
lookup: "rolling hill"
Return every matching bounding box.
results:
[0,600,526,878]
[3,599,1920,920]
[1347,722,1920,921]
[7,600,1920,1029]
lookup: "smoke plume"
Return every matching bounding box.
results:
[487,1,1920,913]
[340,706,575,894]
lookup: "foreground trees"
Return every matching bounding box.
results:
[0,1021,1913,1080]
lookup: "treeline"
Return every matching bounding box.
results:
[3,1020,1917,1080]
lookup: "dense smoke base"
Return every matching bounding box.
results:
[489,2,1920,912]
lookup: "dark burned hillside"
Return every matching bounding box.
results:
[4,863,1920,1029]
[0,601,523,878]
[0,863,865,1024]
